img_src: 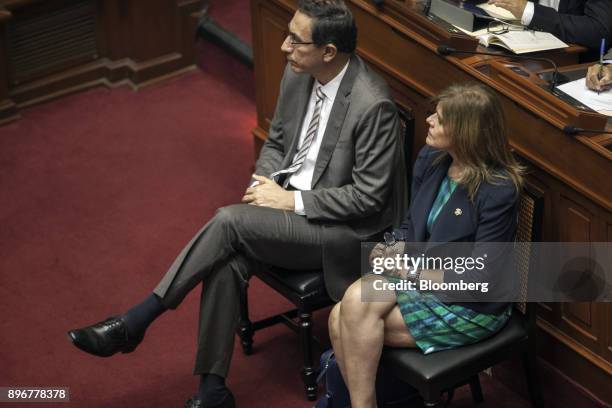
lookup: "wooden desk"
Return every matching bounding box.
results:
[0,0,202,124]
[251,0,612,404]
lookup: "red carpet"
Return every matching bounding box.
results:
[208,0,253,45]
[0,37,307,407]
[0,3,530,407]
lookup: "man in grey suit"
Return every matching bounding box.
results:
[67,1,405,407]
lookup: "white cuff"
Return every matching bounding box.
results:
[249,173,260,188]
[294,191,306,215]
[521,1,535,26]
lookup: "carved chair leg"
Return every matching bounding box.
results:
[469,374,484,404]
[423,398,442,407]
[237,278,253,355]
[523,351,544,408]
[445,389,455,406]
[421,388,444,408]
[299,311,317,401]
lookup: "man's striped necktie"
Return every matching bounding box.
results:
[270,86,326,187]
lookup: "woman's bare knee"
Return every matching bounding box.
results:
[383,306,416,348]
[340,281,399,328]
[339,281,365,316]
[329,303,342,341]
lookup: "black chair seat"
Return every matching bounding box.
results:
[382,313,528,385]
[254,267,332,312]
[264,268,325,295]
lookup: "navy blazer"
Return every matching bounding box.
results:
[393,145,520,314]
[530,0,612,50]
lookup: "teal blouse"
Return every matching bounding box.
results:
[426,175,458,236]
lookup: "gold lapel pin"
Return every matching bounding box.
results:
[454,208,462,216]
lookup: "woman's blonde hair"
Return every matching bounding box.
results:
[434,82,524,201]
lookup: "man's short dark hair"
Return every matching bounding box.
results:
[297,0,357,53]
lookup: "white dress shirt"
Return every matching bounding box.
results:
[521,0,560,26]
[289,61,349,215]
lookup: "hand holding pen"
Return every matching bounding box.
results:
[586,39,611,93]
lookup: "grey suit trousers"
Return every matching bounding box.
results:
[153,204,323,377]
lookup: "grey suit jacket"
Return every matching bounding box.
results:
[255,55,407,300]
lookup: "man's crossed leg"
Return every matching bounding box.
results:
[68,204,323,407]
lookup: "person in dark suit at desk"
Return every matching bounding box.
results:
[66,1,405,407]
[586,48,611,91]
[488,0,612,50]
[327,82,524,407]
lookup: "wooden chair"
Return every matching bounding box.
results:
[237,267,333,400]
[380,185,545,407]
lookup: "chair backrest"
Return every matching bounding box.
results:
[514,185,543,315]
[392,104,414,227]
[396,105,414,177]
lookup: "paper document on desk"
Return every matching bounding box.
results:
[455,25,568,54]
[478,31,568,54]
[557,78,612,117]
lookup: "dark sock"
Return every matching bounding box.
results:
[121,293,167,337]
[198,374,229,405]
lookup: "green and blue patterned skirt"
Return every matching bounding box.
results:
[395,289,512,355]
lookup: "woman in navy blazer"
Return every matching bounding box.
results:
[328,82,525,408]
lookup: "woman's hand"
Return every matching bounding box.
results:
[369,241,406,276]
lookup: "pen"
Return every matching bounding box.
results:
[597,38,605,95]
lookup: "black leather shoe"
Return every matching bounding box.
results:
[184,391,235,408]
[67,316,143,357]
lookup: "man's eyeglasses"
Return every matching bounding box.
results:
[284,31,315,47]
